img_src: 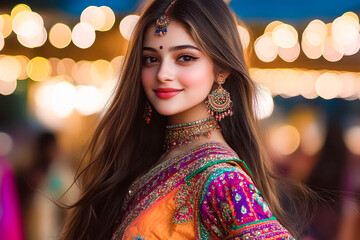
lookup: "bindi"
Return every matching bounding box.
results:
[159,45,163,50]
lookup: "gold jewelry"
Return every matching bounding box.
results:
[206,74,233,121]
[155,0,177,36]
[164,117,220,152]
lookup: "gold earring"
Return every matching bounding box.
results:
[206,74,233,121]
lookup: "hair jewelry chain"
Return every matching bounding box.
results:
[164,117,220,152]
[155,0,177,36]
[206,74,233,121]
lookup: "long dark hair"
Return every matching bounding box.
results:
[60,0,303,239]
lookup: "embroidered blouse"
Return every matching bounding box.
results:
[112,142,295,240]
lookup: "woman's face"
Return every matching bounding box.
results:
[141,20,215,118]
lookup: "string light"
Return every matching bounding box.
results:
[72,22,96,49]
[49,23,72,48]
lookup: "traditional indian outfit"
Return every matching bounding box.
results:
[112,142,294,240]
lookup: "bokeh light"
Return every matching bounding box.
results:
[119,15,140,40]
[75,85,103,115]
[90,59,113,84]
[72,22,96,49]
[98,6,116,31]
[0,14,13,38]
[253,84,274,120]
[344,125,360,155]
[0,79,17,95]
[254,33,278,62]
[268,125,301,155]
[272,23,298,48]
[49,23,72,48]
[27,57,51,81]
[80,6,106,31]
[14,55,29,80]
[0,56,21,82]
[17,26,47,48]
[278,41,300,62]
[237,25,250,49]
[315,72,341,99]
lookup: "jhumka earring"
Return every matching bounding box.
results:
[206,74,233,121]
[143,101,152,124]
[155,0,177,36]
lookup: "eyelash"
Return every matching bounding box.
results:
[142,54,199,65]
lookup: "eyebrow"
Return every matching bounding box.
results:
[142,45,201,52]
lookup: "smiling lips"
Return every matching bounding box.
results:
[154,88,183,99]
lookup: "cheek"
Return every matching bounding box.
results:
[141,68,154,90]
[180,66,214,90]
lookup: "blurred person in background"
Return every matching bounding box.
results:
[17,131,77,240]
[0,155,24,240]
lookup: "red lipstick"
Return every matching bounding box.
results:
[154,88,182,99]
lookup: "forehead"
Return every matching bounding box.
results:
[143,20,197,48]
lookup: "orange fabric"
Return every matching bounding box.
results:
[122,187,195,240]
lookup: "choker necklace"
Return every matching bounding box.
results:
[164,117,220,152]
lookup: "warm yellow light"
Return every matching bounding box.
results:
[57,58,76,76]
[344,126,360,155]
[72,60,92,85]
[302,38,322,59]
[278,41,300,62]
[322,36,344,62]
[14,55,29,80]
[90,59,113,84]
[12,10,43,38]
[110,56,124,80]
[11,4,31,18]
[51,81,76,118]
[119,15,140,40]
[280,69,301,97]
[0,79,17,95]
[332,15,359,45]
[27,57,51,81]
[0,34,4,51]
[17,26,47,48]
[343,34,360,56]
[0,56,21,82]
[49,23,72,48]
[343,12,359,22]
[81,6,106,31]
[72,22,96,49]
[75,85,103,115]
[264,21,283,33]
[0,14,13,38]
[237,25,250,49]
[48,57,60,75]
[303,19,327,46]
[272,23,298,48]
[98,6,116,31]
[253,84,274,120]
[268,125,301,155]
[315,72,341,99]
[298,71,318,99]
[338,72,359,99]
[254,34,278,62]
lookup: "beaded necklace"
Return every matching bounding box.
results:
[164,117,220,152]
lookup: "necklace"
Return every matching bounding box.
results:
[164,117,220,152]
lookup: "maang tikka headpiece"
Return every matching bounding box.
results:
[155,0,177,36]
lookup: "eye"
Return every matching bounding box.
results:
[143,56,159,64]
[178,55,199,62]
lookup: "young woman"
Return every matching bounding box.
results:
[60,0,298,239]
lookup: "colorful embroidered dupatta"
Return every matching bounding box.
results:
[112,142,294,240]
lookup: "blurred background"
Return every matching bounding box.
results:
[0,0,359,239]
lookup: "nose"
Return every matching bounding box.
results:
[157,57,175,83]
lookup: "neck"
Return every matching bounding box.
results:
[168,102,210,125]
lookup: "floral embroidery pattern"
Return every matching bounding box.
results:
[112,142,238,239]
[112,142,295,240]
